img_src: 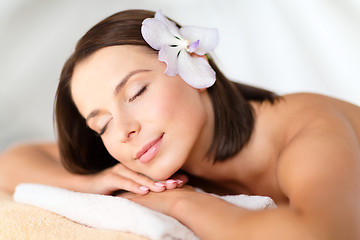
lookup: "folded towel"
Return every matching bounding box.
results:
[14,183,276,240]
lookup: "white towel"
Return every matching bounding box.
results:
[14,183,276,240]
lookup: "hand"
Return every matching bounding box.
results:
[81,163,188,195]
[118,185,197,215]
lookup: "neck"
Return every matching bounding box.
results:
[181,101,278,195]
[181,89,214,173]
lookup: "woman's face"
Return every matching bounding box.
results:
[71,45,212,180]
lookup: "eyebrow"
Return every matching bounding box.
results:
[114,69,150,96]
[85,110,100,125]
[85,69,150,124]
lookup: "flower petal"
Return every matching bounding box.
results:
[158,45,181,76]
[141,18,180,50]
[177,51,216,89]
[154,11,182,38]
[180,26,219,55]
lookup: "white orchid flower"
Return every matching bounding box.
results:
[141,11,219,89]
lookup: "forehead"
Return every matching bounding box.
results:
[70,45,157,116]
[72,45,155,86]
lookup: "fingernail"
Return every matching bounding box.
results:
[139,186,149,191]
[176,179,184,185]
[166,179,177,184]
[154,182,166,187]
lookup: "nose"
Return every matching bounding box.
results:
[114,116,141,143]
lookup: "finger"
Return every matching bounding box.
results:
[156,179,182,190]
[118,178,150,195]
[171,173,189,185]
[175,179,185,188]
[122,171,166,192]
[103,173,150,195]
[164,179,178,190]
[169,173,188,188]
[111,164,166,192]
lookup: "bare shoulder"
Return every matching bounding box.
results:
[272,93,360,238]
[1,141,60,162]
[248,93,360,238]
[37,142,60,160]
[280,92,360,114]
[276,92,360,182]
[276,93,360,140]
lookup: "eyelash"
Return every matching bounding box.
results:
[97,85,148,136]
[97,127,106,136]
[128,85,148,102]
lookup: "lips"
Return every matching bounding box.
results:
[135,133,164,163]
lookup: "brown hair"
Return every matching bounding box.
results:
[55,9,278,174]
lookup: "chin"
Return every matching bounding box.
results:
[149,170,176,181]
[144,142,190,181]
[147,163,182,181]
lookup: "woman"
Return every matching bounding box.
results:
[1,9,360,239]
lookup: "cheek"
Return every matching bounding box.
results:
[146,84,207,137]
[102,140,120,162]
[135,87,177,122]
[102,138,131,164]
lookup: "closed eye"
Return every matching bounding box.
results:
[97,85,148,136]
[97,86,147,136]
[97,119,111,136]
[98,126,107,136]
[129,85,148,102]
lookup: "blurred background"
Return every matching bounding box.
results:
[1,0,360,151]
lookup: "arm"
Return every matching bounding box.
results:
[0,142,78,194]
[0,142,184,194]
[129,111,360,240]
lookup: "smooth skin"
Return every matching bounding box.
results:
[1,45,360,239]
[0,143,185,195]
[122,93,360,240]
